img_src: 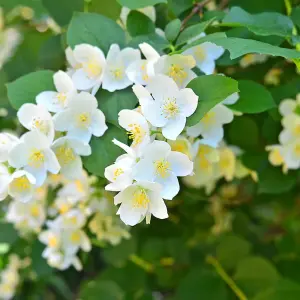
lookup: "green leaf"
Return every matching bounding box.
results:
[258,166,297,194]
[127,11,155,37]
[183,35,300,60]
[42,0,83,26]
[7,70,55,110]
[0,223,18,244]
[291,6,300,29]
[216,234,252,270]
[117,0,167,9]
[80,279,124,300]
[82,124,128,177]
[31,241,53,277]
[223,7,294,37]
[128,33,168,53]
[175,268,229,300]
[230,80,275,113]
[38,35,65,71]
[186,75,239,126]
[168,0,193,16]
[227,116,260,152]
[89,0,121,20]
[228,0,284,14]
[67,12,125,53]
[97,88,138,127]
[234,256,280,297]
[176,19,215,46]
[165,18,181,42]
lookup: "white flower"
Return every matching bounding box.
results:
[133,75,198,140]
[8,131,60,186]
[52,137,91,179]
[186,104,234,147]
[182,42,224,75]
[222,92,239,105]
[63,229,91,253]
[0,133,19,163]
[39,229,61,250]
[49,209,86,230]
[239,54,268,68]
[281,139,300,169]
[53,92,107,143]
[0,164,10,201]
[17,103,55,142]
[8,170,36,202]
[126,42,160,85]
[118,109,150,151]
[71,44,106,95]
[36,71,76,113]
[279,95,300,117]
[266,144,287,173]
[102,44,140,92]
[153,54,196,88]
[279,114,300,144]
[133,141,193,200]
[114,181,168,226]
[65,47,82,74]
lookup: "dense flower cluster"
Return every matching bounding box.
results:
[266,94,300,172]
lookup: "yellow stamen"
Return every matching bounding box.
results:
[201,111,216,125]
[113,168,124,181]
[55,145,76,166]
[77,113,91,128]
[29,149,45,167]
[75,180,84,193]
[293,124,300,136]
[163,98,179,118]
[127,123,145,147]
[30,205,40,217]
[269,149,284,166]
[86,61,102,77]
[11,176,30,192]
[154,159,170,178]
[59,203,70,214]
[111,68,123,79]
[133,189,150,208]
[194,46,206,61]
[70,231,81,243]
[49,235,58,248]
[294,144,300,156]
[167,64,187,84]
[56,92,67,104]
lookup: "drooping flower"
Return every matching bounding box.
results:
[114,181,168,226]
[279,94,300,117]
[266,145,288,173]
[133,141,193,200]
[8,131,60,186]
[102,44,141,92]
[186,104,234,147]
[17,103,55,142]
[133,75,198,140]
[153,54,196,88]
[0,163,10,201]
[36,70,76,113]
[52,137,91,179]
[182,42,224,75]
[53,92,107,143]
[279,114,300,144]
[71,44,106,95]
[281,139,300,170]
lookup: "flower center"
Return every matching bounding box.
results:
[199,158,210,170]
[75,180,84,193]
[30,205,40,217]
[293,124,300,136]
[162,98,179,118]
[86,60,102,78]
[127,123,145,147]
[154,159,170,178]
[55,92,67,105]
[70,231,81,243]
[31,117,48,134]
[113,168,124,181]
[59,203,71,214]
[11,176,30,192]
[77,113,91,128]
[29,149,45,167]
[167,64,187,84]
[194,46,206,61]
[269,149,284,165]
[48,235,59,248]
[201,111,216,126]
[294,144,300,157]
[55,145,76,166]
[111,68,124,79]
[132,188,150,208]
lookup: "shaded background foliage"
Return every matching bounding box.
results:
[1,0,300,299]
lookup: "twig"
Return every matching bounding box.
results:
[206,255,248,300]
[180,0,214,30]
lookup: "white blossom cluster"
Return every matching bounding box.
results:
[266,94,300,172]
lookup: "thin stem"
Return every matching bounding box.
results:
[180,0,214,31]
[206,255,248,300]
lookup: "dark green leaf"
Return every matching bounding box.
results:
[82,124,128,177]
[127,11,155,37]
[176,19,215,46]
[42,0,83,26]
[67,12,125,53]
[291,6,300,29]
[186,75,239,126]
[168,0,193,16]
[230,80,275,113]
[97,88,138,127]
[0,223,18,244]
[229,0,284,14]
[128,33,168,53]
[89,0,121,20]
[7,70,55,110]
[117,0,167,9]
[165,18,181,42]
[223,7,294,37]
[38,35,65,71]
[31,241,53,277]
